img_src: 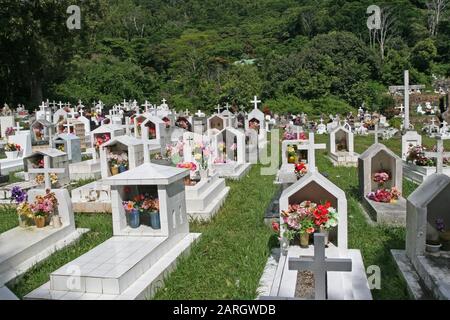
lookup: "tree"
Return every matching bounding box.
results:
[428,0,449,36]
[369,6,398,61]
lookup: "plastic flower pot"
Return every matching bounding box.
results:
[110,166,119,176]
[34,216,46,228]
[150,211,161,230]
[300,233,310,248]
[426,242,442,253]
[320,226,329,245]
[119,165,127,173]
[5,151,19,160]
[128,209,140,229]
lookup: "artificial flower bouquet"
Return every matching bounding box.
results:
[5,127,15,137]
[35,173,58,186]
[5,143,21,152]
[275,201,338,246]
[94,133,111,151]
[30,191,57,228]
[368,171,401,203]
[406,145,448,167]
[192,142,211,170]
[294,163,308,179]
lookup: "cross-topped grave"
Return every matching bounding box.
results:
[288,233,352,300]
[374,123,379,144]
[300,133,326,173]
[64,121,75,134]
[389,70,425,130]
[142,101,151,113]
[28,155,65,190]
[215,104,221,115]
[13,122,23,135]
[424,135,450,174]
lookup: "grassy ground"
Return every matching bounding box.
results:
[5,131,433,300]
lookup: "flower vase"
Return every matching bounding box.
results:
[150,211,161,230]
[320,226,329,245]
[119,165,127,173]
[18,215,28,228]
[5,151,18,160]
[300,233,310,248]
[129,209,140,229]
[34,216,46,228]
[110,166,119,176]
[52,215,62,228]
[200,169,208,180]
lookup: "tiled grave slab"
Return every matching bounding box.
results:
[363,197,406,226]
[25,233,201,300]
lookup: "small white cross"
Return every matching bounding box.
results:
[58,101,63,109]
[216,104,221,114]
[425,136,450,174]
[195,110,204,117]
[39,102,47,112]
[64,121,75,134]
[28,155,65,190]
[142,100,151,112]
[250,95,261,110]
[79,109,84,117]
[297,133,326,173]
[161,98,167,105]
[68,108,77,119]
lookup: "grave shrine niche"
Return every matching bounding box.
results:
[215,129,238,163]
[370,149,397,192]
[248,118,261,134]
[133,115,147,138]
[23,149,69,188]
[237,113,246,129]
[123,184,160,229]
[175,117,192,132]
[145,120,157,139]
[31,120,54,145]
[335,129,349,152]
[208,115,225,131]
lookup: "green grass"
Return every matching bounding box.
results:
[0,205,18,233]
[8,213,112,299]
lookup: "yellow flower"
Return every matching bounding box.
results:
[194,153,202,161]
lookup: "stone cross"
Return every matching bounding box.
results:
[216,104,221,115]
[79,109,84,117]
[28,156,65,190]
[288,233,352,300]
[161,98,167,105]
[251,95,261,110]
[195,110,204,117]
[298,133,326,173]
[431,117,437,127]
[224,103,230,112]
[389,70,425,130]
[39,102,47,112]
[68,108,77,119]
[425,136,450,174]
[58,101,64,109]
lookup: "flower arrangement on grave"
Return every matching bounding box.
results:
[367,170,401,203]
[192,142,211,171]
[165,142,184,164]
[287,145,297,163]
[177,162,198,184]
[108,152,128,175]
[436,218,450,250]
[406,145,433,166]
[57,144,65,152]
[294,163,308,179]
[148,127,157,139]
[176,118,190,130]
[32,158,44,169]
[10,187,32,227]
[30,193,55,228]
[5,127,15,137]
[35,173,58,186]
[33,125,44,141]
[94,133,111,151]
[336,138,348,152]
[276,201,339,248]
[4,143,21,152]
[123,195,160,229]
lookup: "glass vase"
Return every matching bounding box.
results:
[129,209,140,229]
[150,211,161,230]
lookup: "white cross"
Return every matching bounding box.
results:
[425,136,450,174]
[288,233,352,300]
[216,104,221,114]
[50,101,57,109]
[68,108,77,119]
[28,155,65,190]
[161,98,167,105]
[184,108,190,116]
[64,121,75,134]
[250,95,261,110]
[224,103,230,112]
[58,101,63,109]
[79,109,84,117]
[39,102,47,112]
[374,123,379,144]
[13,122,23,134]
[430,117,437,127]
[297,133,326,173]
[142,101,151,112]
[320,118,324,125]
[195,110,204,117]
[389,70,425,130]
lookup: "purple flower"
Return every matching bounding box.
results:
[11,186,27,204]
[436,218,445,233]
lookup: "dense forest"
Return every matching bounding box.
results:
[1,0,449,115]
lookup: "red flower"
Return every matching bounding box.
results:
[313,202,331,226]
[272,221,280,233]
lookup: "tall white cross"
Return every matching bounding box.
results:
[425,136,450,174]
[28,156,65,190]
[195,110,204,117]
[79,109,84,117]
[288,233,352,300]
[374,123,379,144]
[58,101,64,109]
[251,95,261,110]
[389,70,425,130]
[216,104,221,114]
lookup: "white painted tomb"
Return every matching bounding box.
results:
[24,149,70,188]
[258,171,372,300]
[0,189,88,300]
[51,133,81,163]
[27,163,201,300]
[211,127,251,180]
[182,132,230,220]
[328,126,358,167]
[0,129,32,174]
